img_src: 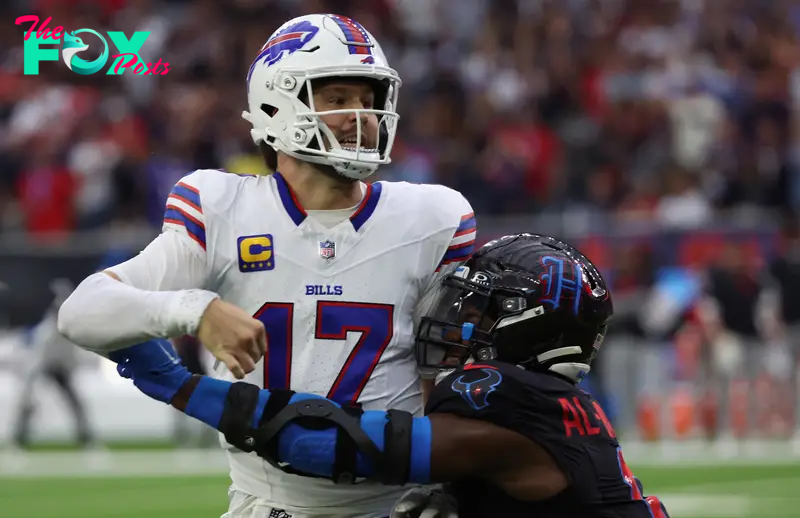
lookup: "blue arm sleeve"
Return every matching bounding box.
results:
[183,377,432,484]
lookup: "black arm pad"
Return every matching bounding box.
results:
[217,384,415,486]
[382,409,413,485]
[218,382,261,452]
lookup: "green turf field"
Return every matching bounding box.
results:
[1,450,798,517]
[0,475,230,517]
[634,464,800,517]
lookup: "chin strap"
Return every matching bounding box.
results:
[548,362,591,383]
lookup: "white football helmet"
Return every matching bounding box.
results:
[242,14,401,180]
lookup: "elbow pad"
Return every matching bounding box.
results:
[202,381,432,485]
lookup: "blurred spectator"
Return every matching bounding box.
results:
[701,243,764,343]
[16,135,76,237]
[697,242,766,395]
[764,211,800,341]
[67,112,122,228]
[655,167,713,229]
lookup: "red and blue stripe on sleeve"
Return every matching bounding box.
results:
[163,181,206,250]
[436,212,476,271]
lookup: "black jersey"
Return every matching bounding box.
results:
[426,361,669,518]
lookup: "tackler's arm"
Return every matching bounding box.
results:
[169,376,527,486]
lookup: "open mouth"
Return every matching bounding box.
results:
[337,136,378,153]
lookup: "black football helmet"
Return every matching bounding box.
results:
[416,233,612,383]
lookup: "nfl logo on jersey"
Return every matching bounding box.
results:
[319,240,335,260]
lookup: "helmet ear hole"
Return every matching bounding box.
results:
[261,103,279,118]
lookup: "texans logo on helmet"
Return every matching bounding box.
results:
[450,367,504,410]
[540,255,583,315]
[248,20,319,82]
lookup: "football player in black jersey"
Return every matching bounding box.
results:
[412,233,668,517]
[110,233,669,518]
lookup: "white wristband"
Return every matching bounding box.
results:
[164,288,221,337]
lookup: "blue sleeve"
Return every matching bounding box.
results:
[183,377,432,484]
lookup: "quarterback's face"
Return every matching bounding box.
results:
[313,81,379,150]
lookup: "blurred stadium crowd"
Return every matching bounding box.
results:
[2,0,800,233]
[2,0,800,444]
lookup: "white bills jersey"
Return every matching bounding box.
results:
[110,169,476,516]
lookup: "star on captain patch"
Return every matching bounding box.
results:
[319,240,335,260]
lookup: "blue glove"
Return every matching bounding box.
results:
[109,339,192,404]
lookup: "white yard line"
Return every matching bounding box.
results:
[657,494,751,517]
[621,439,800,466]
[0,449,230,478]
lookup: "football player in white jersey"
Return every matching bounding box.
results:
[58,13,476,518]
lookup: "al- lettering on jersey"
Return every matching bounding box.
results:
[109,169,476,516]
